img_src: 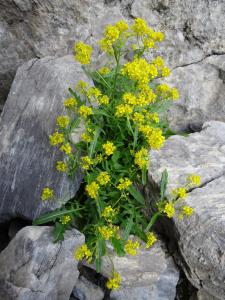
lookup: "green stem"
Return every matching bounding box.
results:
[145,211,161,232]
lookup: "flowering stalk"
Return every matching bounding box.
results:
[34,18,201,290]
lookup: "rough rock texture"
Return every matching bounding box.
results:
[0,226,84,300]
[0,0,125,105]
[148,121,225,299]
[0,55,87,222]
[100,240,179,300]
[166,55,225,132]
[131,0,225,67]
[72,276,104,300]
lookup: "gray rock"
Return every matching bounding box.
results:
[166,55,225,132]
[131,0,225,67]
[0,55,88,222]
[148,121,225,299]
[0,0,125,105]
[0,226,84,300]
[101,240,179,300]
[73,276,104,300]
[197,289,220,300]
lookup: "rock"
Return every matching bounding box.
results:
[0,0,125,105]
[131,0,225,67]
[72,276,104,300]
[197,289,220,300]
[100,240,179,300]
[165,55,225,132]
[148,121,225,299]
[0,55,88,222]
[0,226,84,300]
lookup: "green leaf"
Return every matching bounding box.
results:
[33,208,82,225]
[88,127,101,158]
[95,237,106,273]
[53,222,65,242]
[160,169,168,200]
[128,185,145,204]
[145,212,161,232]
[111,237,125,256]
[123,216,133,240]
[141,166,147,185]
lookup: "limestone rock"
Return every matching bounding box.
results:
[72,276,104,300]
[0,226,84,300]
[148,121,225,299]
[101,240,179,300]
[0,55,88,222]
[0,0,125,105]
[166,55,225,132]
[131,0,225,67]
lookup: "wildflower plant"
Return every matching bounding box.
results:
[34,18,201,290]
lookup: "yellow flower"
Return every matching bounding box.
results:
[170,88,179,100]
[182,206,193,217]
[147,128,165,150]
[122,92,137,106]
[56,161,67,172]
[139,125,165,150]
[122,57,158,85]
[164,202,175,218]
[117,177,132,190]
[124,239,140,256]
[115,104,133,117]
[56,115,70,128]
[143,38,155,49]
[81,156,93,170]
[132,18,148,35]
[76,80,87,93]
[86,181,99,199]
[49,132,64,146]
[60,143,72,155]
[81,132,92,143]
[146,112,160,123]
[101,205,116,221]
[115,20,129,33]
[98,224,118,240]
[64,97,77,109]
[104,24,120,43]
[152,31,164,42]
[132,112,145,124]
[98,67,110,75]
[161,67,170,77]
[134,148,148,169]
[60,215,71,224]
[41,187,54,201]
[99,38,113,54]
[106,272,122,290]
[172,187,187,199]
[87,87,102,99]
[156,84,179,100]
[188,174,201,186]
[152,56,164,68]
[74,244,92,263]
[95,154,103,164]
[74,41,92,65]
[98,95,109,105]
[146,232,157,248]
[102,141,116,156]
[79,105,93,118]
[97,171,110,185]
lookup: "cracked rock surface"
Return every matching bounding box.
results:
[0,55,87,222]
[0,226,84,300]
[85,239,179,300]
[148,121,225,299]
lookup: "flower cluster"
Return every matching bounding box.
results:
[37,18,199,292]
